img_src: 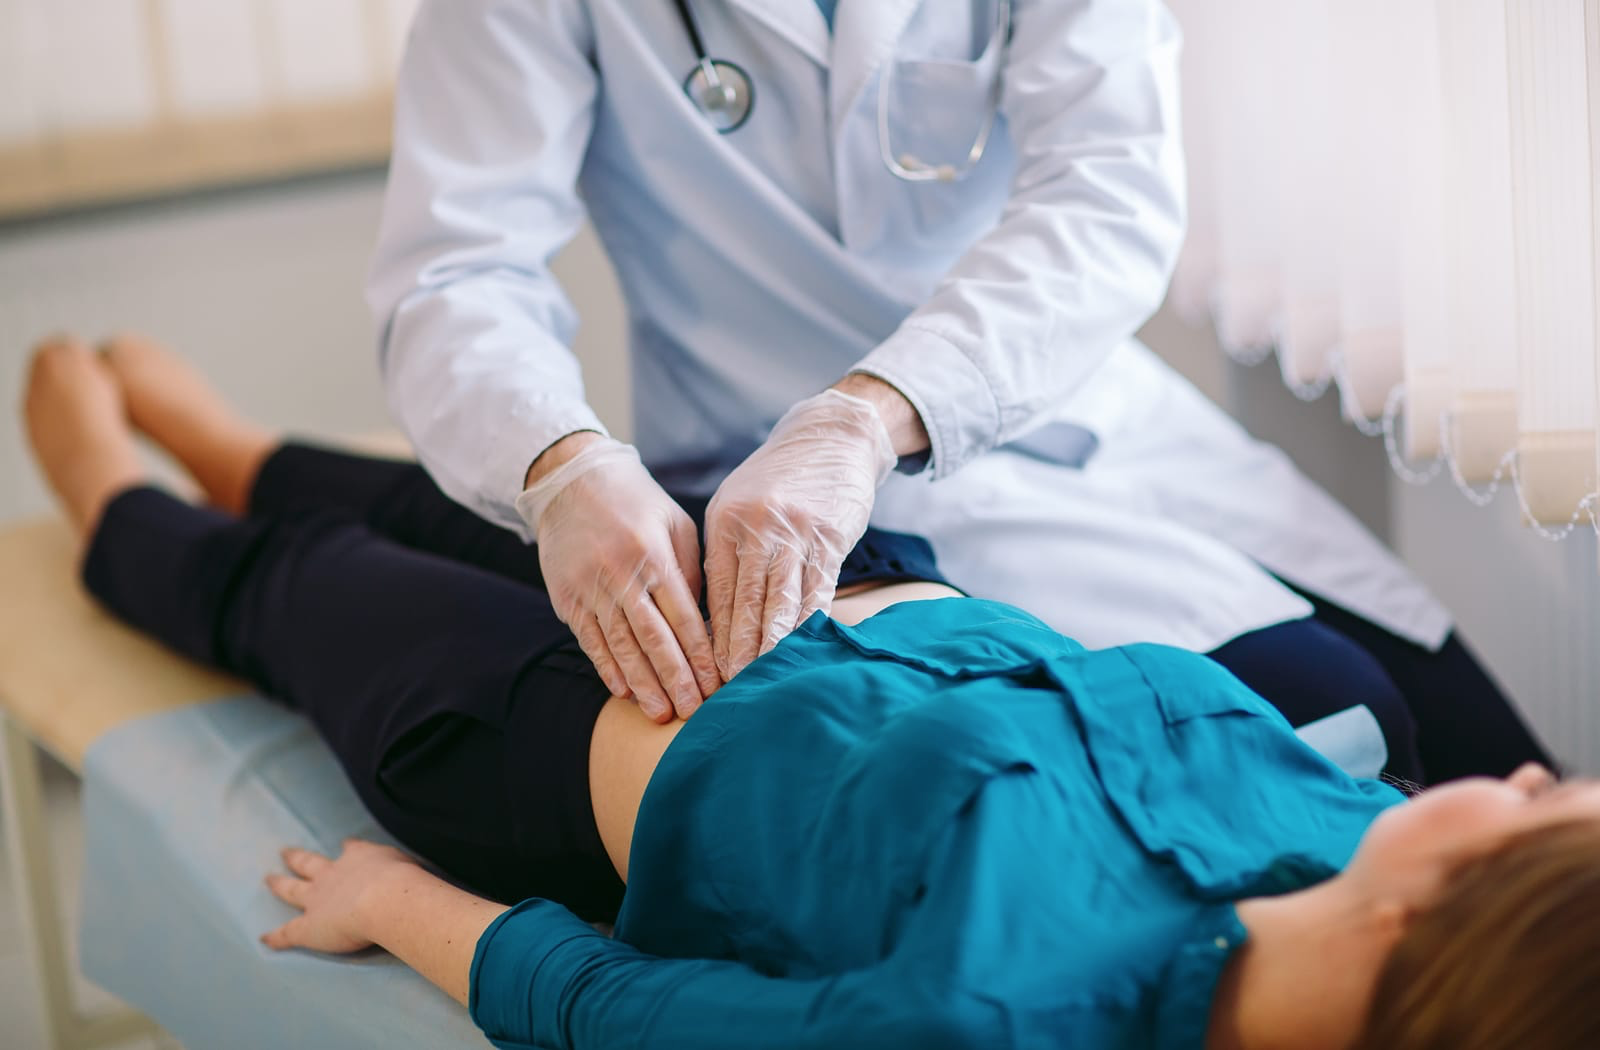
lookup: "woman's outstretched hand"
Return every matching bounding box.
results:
[262,839,417,955]
[260,838,507,1006]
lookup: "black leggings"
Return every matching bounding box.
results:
[80,444,949,921]
[80,444,1553,919]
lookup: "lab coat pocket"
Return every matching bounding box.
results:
[876,24,1007,238]
[882,57,995,174]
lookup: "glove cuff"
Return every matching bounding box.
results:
[779,388,899,486]
[515,439,642,538]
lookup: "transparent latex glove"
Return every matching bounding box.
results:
[516,439,720,721]
[704,389,897,681]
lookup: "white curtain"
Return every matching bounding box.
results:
[1172,0,1600,531]
[1507,0,1599,521]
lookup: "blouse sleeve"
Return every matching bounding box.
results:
[468,899,1000,1050]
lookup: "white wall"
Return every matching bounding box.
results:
[1393,476,1600,773]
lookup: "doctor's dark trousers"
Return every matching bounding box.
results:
[80,444,1553,918]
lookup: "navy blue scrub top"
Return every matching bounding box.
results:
[471,598,1403,1049]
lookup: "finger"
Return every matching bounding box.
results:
[623,592,703,720]
[268,915,317,951]
[261,922,298,951]
[758,546,806,657]
[601,609,672,721]
[574,614,629,698]
[666,517,721,699]
[668,512,705,601]
[725,552,771,680]
[703,526,740,681]
[281,846,331,879]
[265,872,309,910]
[796,558,837,624]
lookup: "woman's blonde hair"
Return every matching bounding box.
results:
[1355,819,1600,1050]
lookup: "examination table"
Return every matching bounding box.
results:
[0,517,487,1050]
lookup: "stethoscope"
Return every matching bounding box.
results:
[672,0,757,134]
[670,0,1011,183]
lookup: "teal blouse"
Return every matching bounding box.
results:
[470,598,1401,1049]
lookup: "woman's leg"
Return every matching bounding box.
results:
[100,336,960,600]
[102,335,548,587]
[28,340,624,917]
[1209,617,1426,787]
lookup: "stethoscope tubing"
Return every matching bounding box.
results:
[670,0,712,63]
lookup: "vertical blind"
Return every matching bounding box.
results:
[1169,0,1600,541]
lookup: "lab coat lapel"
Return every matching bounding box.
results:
[830,0,927,131]
[722,0,831,68]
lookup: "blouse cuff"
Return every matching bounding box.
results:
[469,898,603,1046]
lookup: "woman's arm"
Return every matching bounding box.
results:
[262,841,995,1049]
[262,841,506,1006]
[470,899,997,1050]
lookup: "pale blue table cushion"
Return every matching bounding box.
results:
[79,695,489,1049]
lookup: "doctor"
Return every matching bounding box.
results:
[368,0,1549,784]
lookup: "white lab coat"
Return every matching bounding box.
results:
[367,0,1450,652]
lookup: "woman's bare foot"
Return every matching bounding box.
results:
[99,334,276,514]
[23,336,148,536]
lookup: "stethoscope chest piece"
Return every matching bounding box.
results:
[684,59,754,133]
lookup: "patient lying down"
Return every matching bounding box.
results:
[23,335,1600,1050]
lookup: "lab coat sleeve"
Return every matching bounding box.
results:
[366,0,605,537]
[852,0,1187,479]
[468,899,1000,1050]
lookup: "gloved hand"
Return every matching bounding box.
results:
[704,389,898,681]
[516,438,721,721]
